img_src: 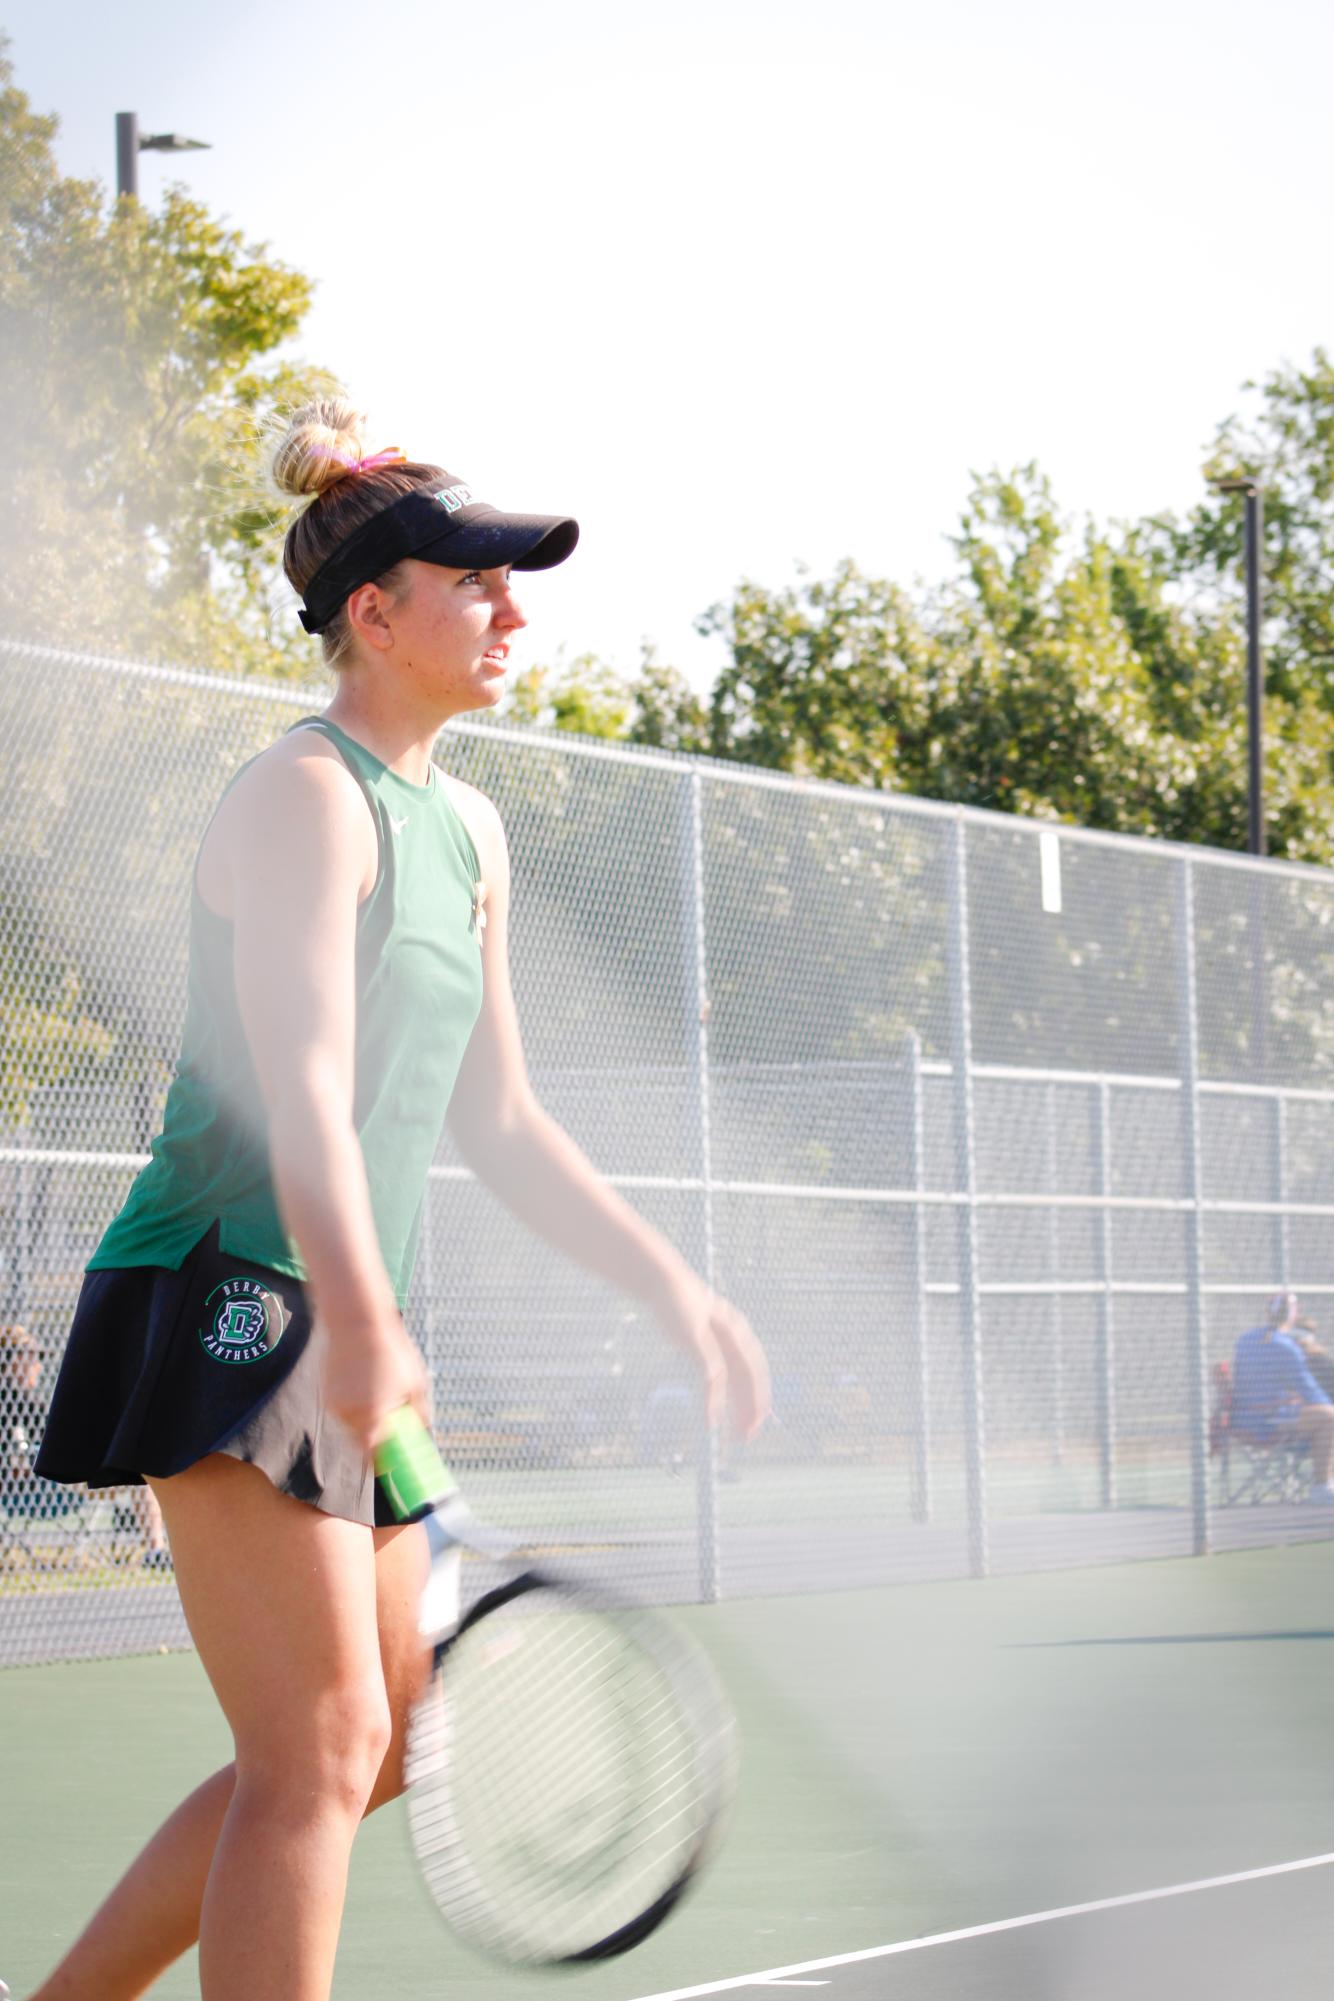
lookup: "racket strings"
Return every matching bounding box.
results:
[457,1636,692,1876]
[405,1583,731,1961]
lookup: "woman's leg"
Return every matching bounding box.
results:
[28,1459,429,2001]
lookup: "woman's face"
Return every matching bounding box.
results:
[380,560,528,715]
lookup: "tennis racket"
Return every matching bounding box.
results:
[375,1407,737,1966]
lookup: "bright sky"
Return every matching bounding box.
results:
[7,0,1333,691]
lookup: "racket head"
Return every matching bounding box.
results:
[404,1568,737,1967]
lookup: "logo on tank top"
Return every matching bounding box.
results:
[199,1277,290,1364]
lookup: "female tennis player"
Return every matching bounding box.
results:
[25,397,771,2001]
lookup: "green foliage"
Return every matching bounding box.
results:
[0,42,342,1143]
[700,559,931,787]
[693,454,1334,866]
[0,40,329,675]
[624,650,709,754]
[500,646,702,747]
[0,953,114,1130]
[500,654,630,738]
[516,359,1334,867]
[1158,351,1334,709]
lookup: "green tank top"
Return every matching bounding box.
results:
[88,718,486,1307]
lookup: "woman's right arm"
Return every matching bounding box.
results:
[214,743,425,1451]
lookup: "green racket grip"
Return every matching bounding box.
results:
[374,1408,459,1521]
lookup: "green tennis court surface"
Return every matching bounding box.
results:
[5,1542,1334,1999]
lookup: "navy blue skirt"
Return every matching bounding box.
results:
[34,1221,395,1527]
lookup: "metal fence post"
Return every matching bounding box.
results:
[1271,1093,1290,1288]
[684,768,721,1602]
[1092,1081,1118,1511]
[904,1034,932,1523]
[947,818,988,1577]
[1175,858,1211,1556]
[1045,1080,1065,1467]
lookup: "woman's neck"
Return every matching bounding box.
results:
[322,690,442,786]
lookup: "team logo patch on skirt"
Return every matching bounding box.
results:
[199,1277,290,1364]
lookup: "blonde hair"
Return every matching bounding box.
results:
[272,394,446,667]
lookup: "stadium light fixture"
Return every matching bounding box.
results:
[115,112,211,202]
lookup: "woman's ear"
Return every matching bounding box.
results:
[344,579,399,653]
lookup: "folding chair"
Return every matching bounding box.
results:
[1211,1361,1310,1506]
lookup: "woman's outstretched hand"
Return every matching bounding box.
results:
[651,1271,772,1440]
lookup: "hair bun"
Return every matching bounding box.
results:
[272,395,369,499]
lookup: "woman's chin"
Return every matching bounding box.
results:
[454,676,507,717]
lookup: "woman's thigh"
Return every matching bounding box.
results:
[148,1455,388,1778]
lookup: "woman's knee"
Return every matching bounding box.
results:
[238,1682,394,1817]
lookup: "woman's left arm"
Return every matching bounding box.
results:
[446,786,770,1440]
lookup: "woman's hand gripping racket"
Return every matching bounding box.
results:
[375,1407,738,1966]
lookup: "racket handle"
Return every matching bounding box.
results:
[375,1407,458,1521]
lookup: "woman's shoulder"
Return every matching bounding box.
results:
[437,769,508,879]
[220,721,368,802]
[227,728,385,839]
[197,727,379,918]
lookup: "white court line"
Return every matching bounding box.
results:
[629,1850,1334,2000]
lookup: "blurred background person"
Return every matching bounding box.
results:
[1231,1291,1334,1501]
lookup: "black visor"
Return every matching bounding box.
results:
[298,476,579,634]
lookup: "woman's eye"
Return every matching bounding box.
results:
[461,570,483,586]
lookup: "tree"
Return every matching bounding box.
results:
[699,558,934,787]
[0,42,342,1162]
[1155,352,1334,711]
[624,650,708,755]
[0,40,329,675]
[693,461,1334,866]
[499,645,702,747]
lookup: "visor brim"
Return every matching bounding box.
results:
[413,511,579,575]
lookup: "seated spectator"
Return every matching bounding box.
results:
[1232,1292,1334,1503]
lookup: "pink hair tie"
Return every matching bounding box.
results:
[312,444,408,474]
[345,445,407,474]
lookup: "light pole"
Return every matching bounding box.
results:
[1212,475,1269,1081]
[115,112,210,201]
[1213,475,1265,858]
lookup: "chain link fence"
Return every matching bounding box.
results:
[3,637,1333,1666]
